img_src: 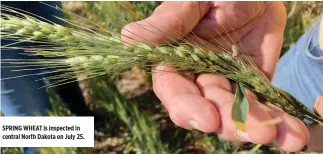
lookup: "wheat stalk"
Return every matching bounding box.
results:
[0,4,322,123]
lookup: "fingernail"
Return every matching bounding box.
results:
[236,130,250,142]
[188,120,200,130]
[314,94,323,116]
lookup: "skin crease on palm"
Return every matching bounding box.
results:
[121,1,322,152]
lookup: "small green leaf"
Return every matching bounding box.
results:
[232,82,249,132]
[247,144,262,154]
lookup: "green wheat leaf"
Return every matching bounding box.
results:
[232,82,249,132]
[247,144,262,154]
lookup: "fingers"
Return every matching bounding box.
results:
[314,94,323,116]
[152,66,220,132]
[195,73,277,143]
[195,73,232,93]
[167,94,221,133]
[154,68,309,151]
[307,94,323,152]
[243,100,278,144]
[307,123,323,152]
[261,101,310,152]
[121,2,211,44]
[195,73,309,152]
[246,100,309,152]
[269,112,309,152]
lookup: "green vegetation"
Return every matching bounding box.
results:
[1,2,323,154]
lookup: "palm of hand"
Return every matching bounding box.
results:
[192,2,285,79]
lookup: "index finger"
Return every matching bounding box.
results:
[152,65,221,132]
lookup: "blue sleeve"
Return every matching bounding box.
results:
[272,15,323,111]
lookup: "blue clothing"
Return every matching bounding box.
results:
[1,1,64,116]
[1,0,92,120]
[273,15,323,111]
[1,2,63,154]
[1,45,52,116]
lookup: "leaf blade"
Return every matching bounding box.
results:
[232,83,249,132]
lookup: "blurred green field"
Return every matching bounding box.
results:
[1,2,322,154]
[283,2,323,55]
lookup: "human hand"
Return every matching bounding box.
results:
[122,1,310,152]
[307,95,323,152]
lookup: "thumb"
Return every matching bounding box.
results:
[121,2,211,44]
[314,94,323,117]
